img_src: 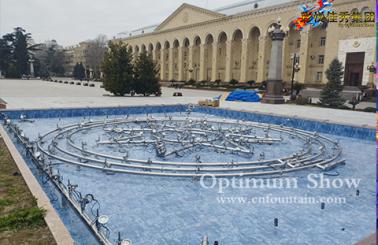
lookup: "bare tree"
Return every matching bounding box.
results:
[84,34,108,79]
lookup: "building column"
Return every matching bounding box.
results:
[240,38,249,83]
[178,46,184,81]
[257,35,267,83]
[211,41,218,81]
[152,49,157,61]
[168,48,174,80]
[199,44,206,81]
[188,46,194,80]
[298,26,310,84]
[322,25,338,83]
[160,49,165,81]
[225,40,233,82]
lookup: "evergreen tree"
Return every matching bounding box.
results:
[133,51,161,96]
[102,42,134,96]
[320,59,346,108]
[0,37,13,76]
[78,63,86,80]
[0,27,40,78]
[73,63,79,79]
[12,28,40,77]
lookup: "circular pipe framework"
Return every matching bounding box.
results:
[33,115,345,178]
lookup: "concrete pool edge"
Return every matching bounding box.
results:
[221,106,375,130]
[0,103,374,130]
[355,233,377,245]
[0,126,75,245]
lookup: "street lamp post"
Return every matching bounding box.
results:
[367,62,376,88]
[290,54,301,100]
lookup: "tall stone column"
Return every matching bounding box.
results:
[160,49,165,81]
[262,22,286,104]
[188,46,194,80]
[168,48,174,81]
[29,59,35,77]
[152,49,157,61]
[298,26,310,84]
[211,41,218,81]
[199,44,206,81]
[322,25,337,83]
[225,40,233,82]
[257,36,267,83]
[178,46,184,81]
[240,39,249,83]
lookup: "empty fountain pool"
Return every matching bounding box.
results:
[0,105,375,245]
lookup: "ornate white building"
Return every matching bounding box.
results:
[120,0,375,86]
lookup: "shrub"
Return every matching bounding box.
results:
[214,79,222,86]
[363,107,376,113]
[295,95,310,105]
[247,80,256,86]
[229,79,239,86]
[199,80,208,86]
[186,79,196,86]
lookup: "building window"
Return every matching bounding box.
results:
[320,37,326,46]
[318,55,325,64]
[296,40,301,49]
[316,72,323,81]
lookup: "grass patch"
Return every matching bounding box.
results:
[0,138,56,243]
[0,199,13,207]
[0,207,46,231]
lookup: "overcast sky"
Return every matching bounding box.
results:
[0,0,239,47]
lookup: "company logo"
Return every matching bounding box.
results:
[293,0,375,30]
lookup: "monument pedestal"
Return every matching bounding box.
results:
[262,80,285,104]
[261,20,286,104]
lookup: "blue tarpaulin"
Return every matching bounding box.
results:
[226,89,261,102]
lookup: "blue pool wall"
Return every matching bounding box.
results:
[0,104,374,141]
[7,132,101,245]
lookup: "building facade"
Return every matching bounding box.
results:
[120,0,375,86]
[64,42,90,75]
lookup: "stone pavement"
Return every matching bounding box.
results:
[0,79,374,128]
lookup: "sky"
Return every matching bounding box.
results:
[0,0,240,47]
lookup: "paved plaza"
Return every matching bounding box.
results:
[0,79,374,128]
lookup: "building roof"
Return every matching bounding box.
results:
[116,0,295,38]
[155,3,225,31]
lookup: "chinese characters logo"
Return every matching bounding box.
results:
[293,0,375,30]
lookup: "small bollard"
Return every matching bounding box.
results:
[356,190,360,196]
[274,218,278,227]
[321,202,325,210]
